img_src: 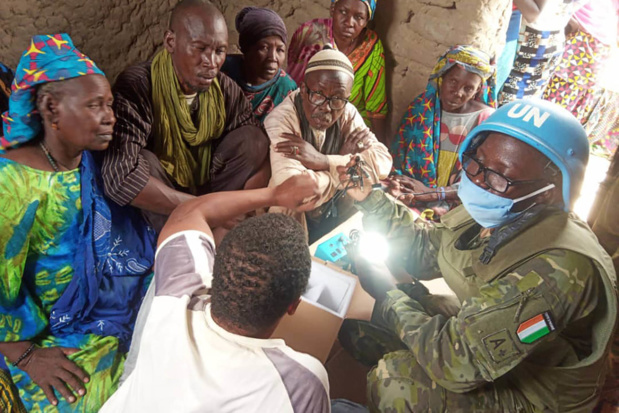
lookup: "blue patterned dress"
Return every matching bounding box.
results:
[0,153,155,412]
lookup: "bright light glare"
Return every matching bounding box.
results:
[358,232,389,263]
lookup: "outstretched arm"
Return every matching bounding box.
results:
[158,174,320,245]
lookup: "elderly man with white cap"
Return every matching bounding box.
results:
[266,46,392,237]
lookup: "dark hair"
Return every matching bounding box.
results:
[211,213,311,335]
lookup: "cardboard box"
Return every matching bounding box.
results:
[272,258,375,363]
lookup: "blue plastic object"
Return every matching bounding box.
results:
[315,232,350,262]
[459,99,588,211]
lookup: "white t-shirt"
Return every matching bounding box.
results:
[101,230,330,413]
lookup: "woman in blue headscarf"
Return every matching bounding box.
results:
[0,34,155,412]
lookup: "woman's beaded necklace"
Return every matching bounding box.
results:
[39,141,60,172]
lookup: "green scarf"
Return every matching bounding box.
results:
[151,49,226,193]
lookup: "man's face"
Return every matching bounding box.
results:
[164,8,229,94]
[468,132,558,211]
[301,70,353,130]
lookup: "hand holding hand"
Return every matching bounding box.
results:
[274,173,321,212]
[275,133,329,171]
[339,128,374,155]
[21,346,89,406]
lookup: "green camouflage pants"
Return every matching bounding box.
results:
[338,295,536,413]
[367,349,533,413]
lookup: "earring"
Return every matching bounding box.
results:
[51,122,58,130]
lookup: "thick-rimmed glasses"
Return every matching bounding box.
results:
[461,153,546,193]
[304,83,349,110]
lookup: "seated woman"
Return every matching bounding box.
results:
[389,45,496,218]
[221,7,297,123]
[0,34,155,412]
[287,0,388,142]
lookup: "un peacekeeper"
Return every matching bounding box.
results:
[336,99,618,412]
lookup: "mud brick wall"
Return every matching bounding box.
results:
[1,0,510,136]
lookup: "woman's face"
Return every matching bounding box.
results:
[53,74,115,152]
[244,36,286,84]
[331,0,369,42]
[439,65,483,113]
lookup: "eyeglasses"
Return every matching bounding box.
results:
[461,153,546,193]
[304,83,349,110]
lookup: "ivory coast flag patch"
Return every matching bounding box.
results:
[517,312,555,344]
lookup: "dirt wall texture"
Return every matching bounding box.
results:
[0,0,510,137]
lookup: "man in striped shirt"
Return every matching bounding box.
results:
[101,0,270,232]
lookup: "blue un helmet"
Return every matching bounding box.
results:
[458,98,589,212]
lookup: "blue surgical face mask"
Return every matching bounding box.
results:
[457,173,556,228]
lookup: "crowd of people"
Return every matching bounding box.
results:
[0,0,618,411]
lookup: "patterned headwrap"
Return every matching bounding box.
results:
[391,45,497,186]
[236,7,288,53]
[332,0,377,20]
[1,33,105,151]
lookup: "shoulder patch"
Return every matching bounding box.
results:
[482,329,521,363]
[516,312,555,344]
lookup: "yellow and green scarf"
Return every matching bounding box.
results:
[151,49,226,193]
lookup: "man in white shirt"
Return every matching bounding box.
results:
[100,174,331,413]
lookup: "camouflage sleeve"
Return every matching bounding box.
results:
[355,190,442,280]
[377,249,600,393]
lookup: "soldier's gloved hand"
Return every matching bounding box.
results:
[396,279,430,301]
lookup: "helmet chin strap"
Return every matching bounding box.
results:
[513,183,556,204]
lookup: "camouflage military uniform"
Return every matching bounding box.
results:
[341,191,618,413]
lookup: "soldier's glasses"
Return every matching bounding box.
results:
[462,153,546,194]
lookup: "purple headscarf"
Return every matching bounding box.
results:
[235,7,288,53]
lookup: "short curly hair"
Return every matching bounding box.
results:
[211,213,311,335]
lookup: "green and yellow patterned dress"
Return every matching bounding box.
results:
[0,155,154,413]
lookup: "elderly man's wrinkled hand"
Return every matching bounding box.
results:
[275,133,329,171]
[275,173,321,212]
[20,346,89,407]
[339,128,373,155]
[336,156,375,202]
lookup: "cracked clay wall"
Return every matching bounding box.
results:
[1,0,510,137]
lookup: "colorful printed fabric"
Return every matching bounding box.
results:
[348,29,388,126]
[543,30,612,124]
[0,63,13,119]
[331,0,377,19]
[287,18,388,126]
[221,54,297,123]
[586,89,619,159]
[390,45,496,187]
[498,25,564,105]
[1,34,104,151]
[287,18,332,86]
[0,152,155,411]
[0,368,26,413]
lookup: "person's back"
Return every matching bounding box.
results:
[102,206,331,412]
